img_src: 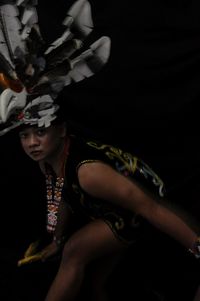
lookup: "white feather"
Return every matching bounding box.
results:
[0,4,26,60]
[30,36,111,97]
[63,0,93,36]
[64,36,111,82]
[16,0,38,6]
[0,0,112,135]
[89,36,111,65]
[67,63,93,82]
[17,0,26,5]
[45,30,72,55]
[20,6,38,39]
[0,29,14,68]
[0,89,16,122]
[21,5,37,25]
[0,88,27,122]
[45,0,93,55]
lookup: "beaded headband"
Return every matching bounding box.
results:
[0,0,111,134]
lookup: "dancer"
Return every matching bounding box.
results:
[12,99,200,301]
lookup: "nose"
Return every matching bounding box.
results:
[27,133,40,148]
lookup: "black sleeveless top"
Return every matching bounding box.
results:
[62,135,165,244]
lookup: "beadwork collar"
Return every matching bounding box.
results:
[45,137,70,233]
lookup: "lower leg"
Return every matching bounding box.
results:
[90,253,125,301]
[45,262,85,301]
[45,220,124,301]
[194,286,200,301]
[91,288,109,301]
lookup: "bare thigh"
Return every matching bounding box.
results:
[61,219,126,267]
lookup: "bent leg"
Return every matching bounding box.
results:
[88,252,125,301]
[194,286,200,301]
[45,219,126,301]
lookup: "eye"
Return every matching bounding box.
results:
[36,128,47,136]
[19,132,27,139]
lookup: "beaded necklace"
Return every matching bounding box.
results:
[45,139,70,233]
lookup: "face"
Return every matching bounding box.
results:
[19,124,66,162]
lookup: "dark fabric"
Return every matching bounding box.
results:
[1,1,200,300]
[61,135,165,244]
[0,246,59,301]
[37,0,200,196]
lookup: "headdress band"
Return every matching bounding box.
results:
[0,0,111,134]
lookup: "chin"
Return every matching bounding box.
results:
[29,153,45,161]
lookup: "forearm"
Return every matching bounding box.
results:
[53,199,73,244]
[146,203,198,250]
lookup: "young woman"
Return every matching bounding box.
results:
[17,106,200,301]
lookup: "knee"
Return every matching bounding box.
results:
[60,239,86,268]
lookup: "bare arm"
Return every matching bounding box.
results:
[53,198,73,244]
[77,162,199,250]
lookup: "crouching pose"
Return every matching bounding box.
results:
[1,0,199,299]
[14,101,200,301]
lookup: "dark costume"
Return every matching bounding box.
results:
[59,135,166,244]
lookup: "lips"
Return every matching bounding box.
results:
[30,150,42,157]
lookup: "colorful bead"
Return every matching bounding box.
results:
[46,174,64,233]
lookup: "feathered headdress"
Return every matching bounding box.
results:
[0,0,111,135]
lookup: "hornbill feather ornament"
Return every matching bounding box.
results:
[0,0,111,135]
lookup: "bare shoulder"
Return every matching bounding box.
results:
[77,161,157,215]
[77,161,136,200]
[78,161,112,185]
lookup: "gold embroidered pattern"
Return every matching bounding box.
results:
[86,141,165,197]
[86,141,138,174]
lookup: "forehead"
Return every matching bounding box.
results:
[19,125,47,134]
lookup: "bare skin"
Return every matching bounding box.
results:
[45,220,125,301]
[78,162,198,249]
[19,124,200,301]
[194,286,200,301]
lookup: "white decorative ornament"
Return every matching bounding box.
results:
[0,0,111,135]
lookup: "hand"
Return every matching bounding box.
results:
[24,239,41,257]
[17,239,43,267]
[39,240,61,262]
[17,239,61,267]
[17,252,43,267]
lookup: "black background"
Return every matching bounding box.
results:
[1,0,200,300]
